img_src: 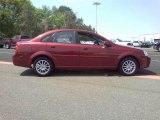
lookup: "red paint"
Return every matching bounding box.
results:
[13,29,150,73]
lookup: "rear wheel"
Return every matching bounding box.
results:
[33,57,53,76]
[119,57,138,76]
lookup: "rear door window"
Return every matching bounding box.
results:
[51,31,75,44]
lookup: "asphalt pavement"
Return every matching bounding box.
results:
[0,63,160,120]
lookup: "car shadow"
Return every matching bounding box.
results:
[136,69,157,76]
[20,68,157,77]
[52,70,120,77]
[20,69,37,76]
[20,69,120,77]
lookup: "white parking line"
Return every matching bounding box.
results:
[135,75,160,80]
[149,55,160,57]
[0,61,13,65]
[152,60,160,62]
[0,51,14,55]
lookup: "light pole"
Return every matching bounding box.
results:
[93,2,101,33]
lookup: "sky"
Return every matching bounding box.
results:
[31,0,160,40]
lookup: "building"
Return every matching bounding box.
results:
[139,33,160,42]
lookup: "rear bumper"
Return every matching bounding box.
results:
[12,53,31,68]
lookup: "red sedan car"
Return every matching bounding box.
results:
[13,29,150,76]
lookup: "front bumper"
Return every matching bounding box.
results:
[140,56,151,69]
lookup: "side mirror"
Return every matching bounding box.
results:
[104,41,112,47]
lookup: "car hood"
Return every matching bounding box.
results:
[113,43,143,53]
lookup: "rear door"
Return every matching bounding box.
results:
[45,31,80,68]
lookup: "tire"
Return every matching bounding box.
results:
[5,43,11,49]
[33,57,53,76]
[119,57,138,76]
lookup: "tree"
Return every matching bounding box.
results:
[18,0,36,37]
[0,0,95,37]
[0,0,29,36]
[51,5,94,31]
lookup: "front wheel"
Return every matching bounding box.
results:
[119,57,138,76]
[33,57,53,76]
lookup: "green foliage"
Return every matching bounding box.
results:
[0,0,95,37]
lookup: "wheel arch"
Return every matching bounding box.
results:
[30,52,55,68]
[117,55,140,69]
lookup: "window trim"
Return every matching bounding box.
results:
[76,31,105,46]
[41,31,77,44]
[41,33,55,42]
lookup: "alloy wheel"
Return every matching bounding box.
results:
[33,57,53,76]
[122,60,136,75]
[119,58,138,76]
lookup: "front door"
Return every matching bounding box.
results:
[77,32,115,68]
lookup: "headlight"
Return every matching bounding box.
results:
[143,50,148,56]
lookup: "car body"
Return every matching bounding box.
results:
[140,42,152,48]
[133,41,142,47]
[110,39,133,46]
[153,42,160,52]
[4,35,30,49]
[0,37,4,48]
[13,29,150,76]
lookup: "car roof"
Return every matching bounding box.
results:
[44,29,96,35]
[39,29,94,38]
[32,29,109,42]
